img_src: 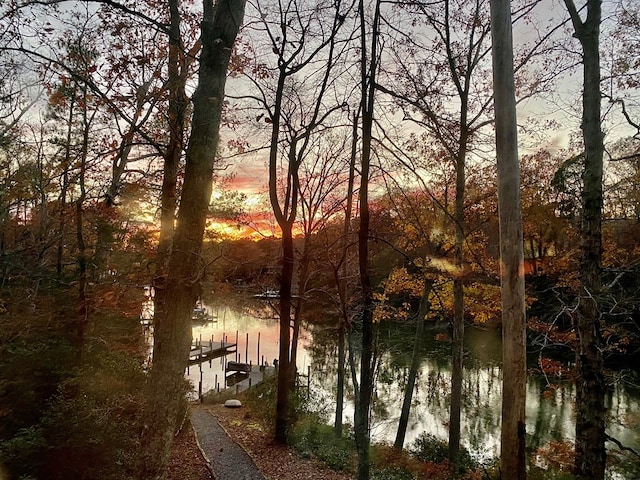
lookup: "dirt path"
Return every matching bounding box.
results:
[190,405,265,480]
[192,402,353,480]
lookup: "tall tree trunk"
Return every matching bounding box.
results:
[449,129,468,473]
[290,238,311,387]
[563,1,606,478]
[489,1,527,479]
[335,318,346,433]
[448,286,463,476]
[138,2,245,478]
[354,1,380,478]
[275,222,295,443]
[57,96,75,277]
[334,111,358,437]
[271,134,299,443]
[157,0,189,264]
[75,91,92,365]
[262,2,343,442]
[395,278,431,450]
[266,43,293,441]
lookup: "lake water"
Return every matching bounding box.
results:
[184,298,313,394]
[309,324,640,462]
[176,294,640,476]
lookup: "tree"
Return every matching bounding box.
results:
[379,0,493,467]
[309,115,360,439]
[0,54,42,148]
[292,132,353,403]
[393,272,432,450]
[605,1,640,138]
[605,138,640,220]
[240,0,351,443]
[2,2,204,278]
[157,0,200,264]
[43,22,106,359]
[520,150,569,272]
[353,0,381,478]
[98,1,168,208]
[489,0,527,478]
[332,113,359,438]
[562,1,607,478]
[138,1,246,478]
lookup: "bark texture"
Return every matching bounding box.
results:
[563,1,606,478]
[138,1,246,478]
[157,0,190,263]
[449,124,468,473]
[489,1,527,479]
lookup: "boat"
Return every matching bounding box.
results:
[226,361,252,374]
[252,288,280,299]
[191,304,217,323]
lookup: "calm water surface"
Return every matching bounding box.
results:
[184,297,313,393]
[171,294,639,475]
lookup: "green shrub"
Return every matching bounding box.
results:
[290,417,356,472]
[0,289,148,480]
[410,433,449,464]
[409,433,477,474]
[232,373,278,425]
[0,426,46,472]
[371,466,416,480]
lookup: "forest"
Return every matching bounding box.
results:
[0,0,639,479]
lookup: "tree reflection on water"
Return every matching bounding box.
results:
[189,296,639,474]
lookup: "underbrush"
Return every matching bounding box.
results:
[0,285,148,479]
[216,369,279,424]
[370,435,482,480]
[409,432,477,475]
[236,378,493,480]
[290,417,356,471]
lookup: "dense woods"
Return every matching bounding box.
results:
[1,0,639,480]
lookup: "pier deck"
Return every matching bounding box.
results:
[189,341,237,365]
[223,365,276,395]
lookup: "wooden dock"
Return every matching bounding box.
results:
[223,365,276,395]
[189,340,237,365]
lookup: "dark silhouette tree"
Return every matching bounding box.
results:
[239,0,351,443]
[353,0,381,478]
[563,0,606,478]
[138,1,246,478]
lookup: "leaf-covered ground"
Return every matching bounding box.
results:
[168,419,213,480]
[169,404,353,480]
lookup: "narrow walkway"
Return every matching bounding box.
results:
[191,405,265,480]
